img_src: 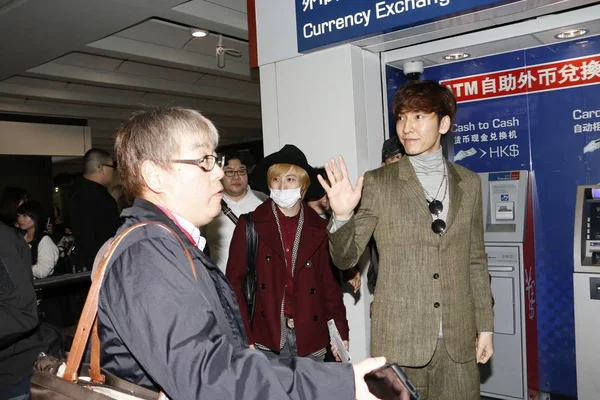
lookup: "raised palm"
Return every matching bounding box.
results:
[317,156,364,220]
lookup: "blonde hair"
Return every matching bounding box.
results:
[267,163,310,198]
[114,107,219,198]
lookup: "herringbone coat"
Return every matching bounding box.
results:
[328,156,493,366]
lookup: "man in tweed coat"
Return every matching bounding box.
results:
[319,80,494,400]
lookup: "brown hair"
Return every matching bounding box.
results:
[267,163,310,198]
[114,107,219,198]
[392,80,457,123]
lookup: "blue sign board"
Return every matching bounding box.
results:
[447,95,530,172]
[296,0,517,51]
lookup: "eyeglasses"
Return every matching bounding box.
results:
[169,155,225,172]
[102,163,117,169]
[223,168,247,177]
[428,199,446,235]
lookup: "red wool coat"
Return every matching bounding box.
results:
[226,199,349,356]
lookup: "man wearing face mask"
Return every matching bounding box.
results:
[226,145,349,362]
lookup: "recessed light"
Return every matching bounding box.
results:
[554,29,588,40]
[190,28,208,38]
[443,52,470,61]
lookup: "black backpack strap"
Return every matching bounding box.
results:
[221,199,239,225]
[242,213,258,326]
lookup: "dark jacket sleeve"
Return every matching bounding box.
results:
[0,228,38,349]
[320,241,349,341]
[101,235,355,400]
[225,216,253,343]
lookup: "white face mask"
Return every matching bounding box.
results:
[270,188,301,209]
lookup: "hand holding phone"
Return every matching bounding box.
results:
[364,363,420,400]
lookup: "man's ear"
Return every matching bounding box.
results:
[140,160,164,194]
[439,115,452,135]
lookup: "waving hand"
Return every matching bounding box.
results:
[317,156,364,221]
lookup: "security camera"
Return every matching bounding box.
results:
[216,34,242,69]
[402,61,424,81]
[217,46,226,69]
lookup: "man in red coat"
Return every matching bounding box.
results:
[227,144,349,361]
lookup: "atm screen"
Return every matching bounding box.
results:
[589,201,600,240]
[593,188,600,199]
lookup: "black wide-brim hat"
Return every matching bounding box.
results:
[250,144,324,201]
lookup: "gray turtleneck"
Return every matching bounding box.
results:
[408,147,449,223]
[409,147,448,338]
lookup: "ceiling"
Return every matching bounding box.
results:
[0,0,260,154]
[384,5,600,69]
[2,0,598,158]
[354,0,598,53]
[387,19,600,69]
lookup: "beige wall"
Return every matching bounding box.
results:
[0,121,91,156]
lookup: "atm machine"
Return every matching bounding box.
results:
[479,171,529,400]
[573,185,600,400]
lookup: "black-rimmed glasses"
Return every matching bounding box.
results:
[428,199,446,235]
[224,168,247,177]
[170,155,225,172]
[102,163,117,169]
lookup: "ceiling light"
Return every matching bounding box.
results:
[190,28,208,38]
[554,29,588,40]
[443,52,470,61]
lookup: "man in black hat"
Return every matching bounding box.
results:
[381,136,406,166]
[227,144,350,362]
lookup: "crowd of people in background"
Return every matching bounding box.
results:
[0,80,493,400]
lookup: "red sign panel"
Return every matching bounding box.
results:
[441,54,600,102]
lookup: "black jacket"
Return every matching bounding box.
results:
[98,199,354,400]
[70,177,120,270]
[0,222,39,387]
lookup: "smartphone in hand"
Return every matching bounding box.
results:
[364,363,420,400]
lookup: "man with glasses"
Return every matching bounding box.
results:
[70,148,120,272]
[320,80,494,400]
[205,151,267,273]
[96,106,401,400]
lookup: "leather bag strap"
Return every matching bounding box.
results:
[88,319,104,383]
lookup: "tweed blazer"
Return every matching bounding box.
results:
[328,156,494,366]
